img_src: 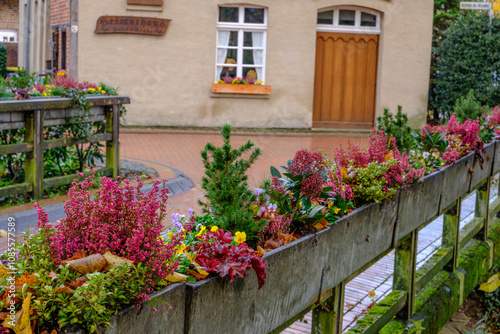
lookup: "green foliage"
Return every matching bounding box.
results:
[431,12,500,120]
[351,160,398,204]
[413,129,449,154]
[453,90,486,122]
[484,285,500,331]
[1,228,156,333]
[397,319,425,334]
[376,106,415,151]
[0,44,6,79]
[199,124,265,240]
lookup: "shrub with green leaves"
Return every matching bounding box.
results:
[0,44,6,79]
[453,90,486,122]
[199,124,265,240]
[376,105,415,152]
[431,12,500,119]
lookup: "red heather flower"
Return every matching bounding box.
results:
[326,166,354,201]
[35,174,182,284]
[367,130,397,163]
[335,143,370,168]
[420,124,445,137]
[442,147,461,163]
[195,230,267,289]
[261,214,292,239]
[270,176,285,194]
[288,149,324,176]
[300,172,324,198]
[445,113,481,152]
[489,106,500,127]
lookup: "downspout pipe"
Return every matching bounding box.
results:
[25,0,31,71]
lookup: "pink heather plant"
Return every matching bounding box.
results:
[326,165,354,201]
[488,106,500,128]
[420,124,445,137]
[288,149,325,176]
[35,173,182,283]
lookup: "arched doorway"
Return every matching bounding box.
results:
[313,7,380,130]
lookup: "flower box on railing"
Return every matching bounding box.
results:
[439,152,474,211]
[395,170,444,242]
[492,139,500,175]
[470,141,495,190]
[211,83,271,95]
[184,200,398,334]
[64,282,186,334]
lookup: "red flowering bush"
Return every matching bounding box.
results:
[36,174,182,283]
[336,131,425,204]
[194,230,267,289]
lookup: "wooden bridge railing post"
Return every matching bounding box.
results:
[393,229,417,319]
[24,110,44,200]
[312,282,345,334]
[443,199,461,270]
[105,104,120,178]
[475,179,491,241]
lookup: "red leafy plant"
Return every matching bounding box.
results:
[36,173,182,285]
[194,229,267,289]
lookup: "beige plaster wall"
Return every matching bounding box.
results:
[78,0,433,129]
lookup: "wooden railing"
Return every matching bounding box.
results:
[0,96,130,200]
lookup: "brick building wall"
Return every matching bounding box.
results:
[51,0,70,70]
[0,0,19,30]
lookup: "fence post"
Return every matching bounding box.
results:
[443,199,461,270]
[475,179,490,241]
[24,110,44,200]
[106,104,120,178]
[393,229,417,319]
[312,282,345,334]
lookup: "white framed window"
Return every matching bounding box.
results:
[215,6,267,83]
[317,7,380,34]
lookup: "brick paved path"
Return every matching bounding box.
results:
[119,129,369,215]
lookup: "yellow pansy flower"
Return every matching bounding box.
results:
[195,226,207,237]
[234,231,246,244]
[176,243,186,255]
[167,232,173,239]
[158,235,164,242]
[210,226,218,232]
[101,90,106,94]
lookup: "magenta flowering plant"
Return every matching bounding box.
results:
[36,173,182,284]
[336,131,425,204]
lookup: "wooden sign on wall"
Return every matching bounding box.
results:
[95,16,170,36]
[127,0,163,5]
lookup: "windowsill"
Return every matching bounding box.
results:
[210,83,271,98]
[126,5,163,12]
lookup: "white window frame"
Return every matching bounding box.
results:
[215,6,268,83]
[317,6,380,34]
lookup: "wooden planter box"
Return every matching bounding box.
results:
[439,152,474,211]
[395,170,444,242]
[211,83,271,95]
[184,201,398,334]
[492,140,500,175]
[470,141,495,190]
[64,282,186,334]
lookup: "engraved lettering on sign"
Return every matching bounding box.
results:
[95,16,170,36]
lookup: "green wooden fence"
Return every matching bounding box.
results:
[0,96,130,200]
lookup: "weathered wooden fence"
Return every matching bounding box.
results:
[177,142,500,334]
[0,96,130,200]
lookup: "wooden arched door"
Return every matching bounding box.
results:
[312,32,379,129]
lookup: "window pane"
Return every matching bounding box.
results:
[361,12,377,27]
[244,8,264,24]
[224,49,238,64]
[339,10,355,26]
[317,10,334,25]
[244,32,264,47]
[243,67,260,81]
[219,7,239,22]
[218,31,238,47]
[218,67,237,81]
[243,50,254,65]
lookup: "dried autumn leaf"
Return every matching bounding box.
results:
[186,269,207,281]
[479,273,500,293]
[164,272,188,283]
[66,249,87,261]
[314,219,328,230]
[67,276,88,289]
[102,251,134,271]
[263,239,282,250]
[368,291,376,297]
[0,312,9,320]
[256,246,268,256]
[2,292,32,334]
[51,330,57,334]
[0,265,9,279]
[15,275,37,286]
[63,254,107,274]
[55,285,74,295]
